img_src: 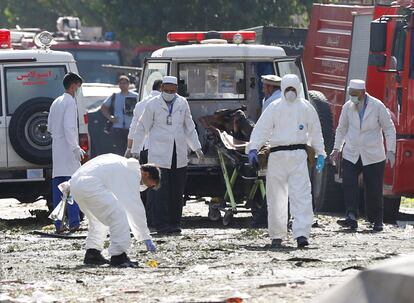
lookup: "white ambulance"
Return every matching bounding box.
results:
[0,29,88,207]
[138,31,334,215]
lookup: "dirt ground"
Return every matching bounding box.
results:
[0,199,413,303]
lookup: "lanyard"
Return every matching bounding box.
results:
[166,100,175,116]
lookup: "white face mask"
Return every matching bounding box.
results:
[285,91,297,102]
[350,96,360,105]
[162,92,175,102]
[75,87,82,99]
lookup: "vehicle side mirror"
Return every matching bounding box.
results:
[236,79,246,95]
[178,80,189,97]
[370,21,387,52]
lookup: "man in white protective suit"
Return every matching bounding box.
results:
[47,72,84,233]
[247,74,326,248]
[68,154,160,268]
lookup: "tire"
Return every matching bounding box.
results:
[9,98,53,165]
[383,197,401,224]
[308,90,343,212]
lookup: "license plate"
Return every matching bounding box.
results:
[27,169,43,179]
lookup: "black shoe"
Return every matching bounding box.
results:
[110,253,138,268]
[373,223,383,232]
[83,249,109,265]
[270,239,283,248]
[337,218,358,229]
[296,236,309,248]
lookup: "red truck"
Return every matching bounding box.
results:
[303,1,414,221]
[11,16,122,84]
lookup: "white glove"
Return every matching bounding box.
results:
[386,151,395,168]
[124,148,132,158]
[73,146,85,162]
[195,149,205,161]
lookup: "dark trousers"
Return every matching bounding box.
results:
[342,158,385,224]
[52,176,80,231]
[110,128,128,156]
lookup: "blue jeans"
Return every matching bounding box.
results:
[52,176,80,231]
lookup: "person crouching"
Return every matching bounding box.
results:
[69,154,160,267]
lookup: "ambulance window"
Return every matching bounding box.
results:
[5,66,67,115]
[140,62,169,100]
[179,63,245,100]
[275,61,306,99]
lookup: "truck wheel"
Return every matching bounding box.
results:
[9,98,53,165]
[308,91,343,212]
[383,197,401,224]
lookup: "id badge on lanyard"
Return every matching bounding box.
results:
[166,101,174,125]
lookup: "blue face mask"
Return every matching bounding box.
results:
[350,96,360,105]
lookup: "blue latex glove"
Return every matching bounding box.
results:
[248,149,259,168]
[316,155,325,173]
[144,239,156,252]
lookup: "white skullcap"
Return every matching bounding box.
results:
[162,76,178,85]
[261,74,282,86]
[348,79,365,90]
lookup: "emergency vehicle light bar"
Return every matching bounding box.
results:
[0,29,11,49]
[167,31,256,43]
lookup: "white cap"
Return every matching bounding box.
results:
[261,74,282,86]
[162,76,178,85]
[348,79,365,90]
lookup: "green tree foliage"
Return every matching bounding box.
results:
[0,0,314,45]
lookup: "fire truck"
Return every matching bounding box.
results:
[11,16,122,84]
[303,1,414,221]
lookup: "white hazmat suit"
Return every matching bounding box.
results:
[248,74,326,240]
[69,154,151,256]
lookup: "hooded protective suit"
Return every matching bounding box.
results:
[248,74,326,240]
[69,154,151,256]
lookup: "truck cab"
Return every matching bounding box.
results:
[0,29,88,206]
[139,31,332,199]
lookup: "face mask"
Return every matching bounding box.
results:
[75,87,81,99]
[350,96,360,105]
[285,91,297,102]
[162,92,175,102]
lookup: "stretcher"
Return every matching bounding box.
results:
[208,130,266,226]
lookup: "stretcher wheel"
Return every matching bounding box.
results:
[208,206,221,221]
[223,210,234,226]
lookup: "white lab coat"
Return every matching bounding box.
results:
[248,74,326,240]
[333,94,396,165]
[69,154,151,256]
[132,94,201,169]
[128,90,160,150]
[47,93,81,178]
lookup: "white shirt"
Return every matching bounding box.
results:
[128,90,160,150]
[132,94,201,169]
[334,93,396,165]
[47,93,81,177]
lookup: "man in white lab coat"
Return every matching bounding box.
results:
[330,79,396,232]
[125,79,162,160]
[247,74,326,248]
[47,72,84,233]
[132,76,204,234]
[69,154,160,267]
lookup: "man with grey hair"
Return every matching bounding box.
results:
[330,79,396,232]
